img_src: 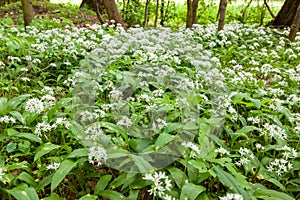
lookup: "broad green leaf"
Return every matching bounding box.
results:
[8,94,31,108]
[51,160,77,192]
[98,122,128,142]
[95,175,112,195]
[254,189,295,200]
[168,167,187,188]
[9,111,25,124]
[67,148,89,158]
[7,128,42,143]
[0,97,8,114]
[180,183,205,200]
[41,193,62,200]
[99,190,126,200]
[16,172,37,187]
[130,155,153,172]
[214,166,251,200]
[154,133,175,148]
[7,184,39,200]
[34,143,61,162]
[79,194,98,200]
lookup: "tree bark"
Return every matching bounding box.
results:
[272,0,300,27]
[102,0,124,25]
[289,3,300,42]
[154,0,159,28]
[21,0,34,27]
[191,0,199,24]
[218,0,227,31]
[143,0,150,26]
[186,0,193,28]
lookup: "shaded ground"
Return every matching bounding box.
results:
[0,1,99,27]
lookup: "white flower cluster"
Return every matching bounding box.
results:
[263,123,287,140]
[143,171,173,199]
[0,167,5,180]
[88,146,107,166]
[215,147,230,156]
[34,117,70,138]
[219,193,244,200]
[46,162,60,170]
[235,147,255,167]
[267,145,297,176]
[182,141,201,158]
[0,115,16,124]
[25,98,44,114]
[117,116,132,129]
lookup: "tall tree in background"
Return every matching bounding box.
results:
[103,0,123,24]
[186,0,199,28]
[272,0,300,27]
[143,0,151,26]
[154,0,159,28]
[21,0,34,27]
[288,3,300,42]
[80,0,123,25]
[217,0,227,31]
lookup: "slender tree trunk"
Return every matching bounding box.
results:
[160,0,165,26]
[191,0,199,24]
[21,0,34,27]
[143,0,150,26]
[154,0,159,28]
[272,0,300,27]
[289,3,300,42]
[186,0,193,28]
[218,0,227,31]
[102,0,124,25]
[264,0,275,18]
[94,0,105,24]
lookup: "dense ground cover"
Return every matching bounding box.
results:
[0,17,300,200]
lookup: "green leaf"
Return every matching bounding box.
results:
[41,193,62,200]
[34,143,61,162]
[0,97,8,114]
[8,94,31,108]
[180,183,205,200]
[154,133,175,148]
[51,160,77,192]
[254,189,295,200]
[130,154,153,172]
[7,184,39,200]
[168,167,187,188]
[67,148,89,158]
[95,175,112,195]
[7,129,42,143]
[214,166,251,200]
[99,190,126,200]
[16,172,37,187]
[98,122,128,142]
[79,194,98,200]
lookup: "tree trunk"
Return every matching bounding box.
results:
[143,0,150,26]
[289,3,300,41]
[102,0,124,25]
[218,0,227,31]
[272,0,300,27]
[191,0,199,24]
[154,0,159,28]
[21,0,34,27]
[160,0,165,26]
[186,0,193,28]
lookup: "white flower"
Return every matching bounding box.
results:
[46,162,60,170]
[25,98,44,114]
[117,116,132,129]
[182,142,201,158]
[143,171,172,198]
[219,193,243,200]
[215,147,230,156]
[88,146,107,166]
[0,167,5,180]
[0,115,16,124]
